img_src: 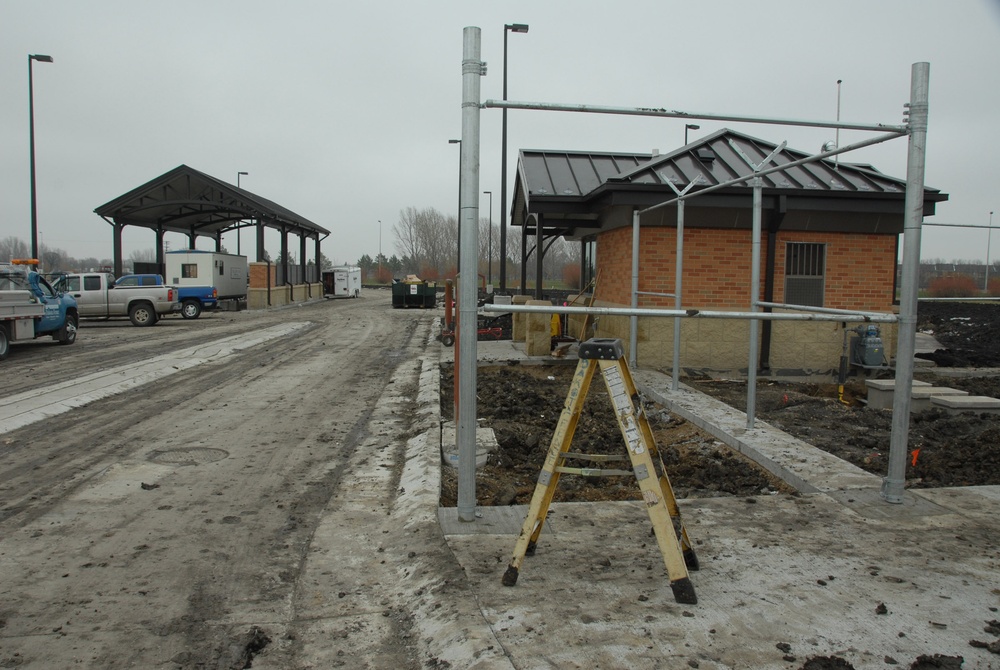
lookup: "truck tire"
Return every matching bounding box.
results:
[57,313,78,345]
[0,325,9,361]
[181,299,202,319]
[128,302,156,327]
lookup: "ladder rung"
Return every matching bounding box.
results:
[561,452,629,463]
[554,466,633,477]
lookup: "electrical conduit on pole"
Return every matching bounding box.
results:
[882,62,930,504]
[457,27,484,522]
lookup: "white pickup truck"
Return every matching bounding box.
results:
[52,272,178,327]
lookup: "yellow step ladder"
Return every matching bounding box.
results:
[501,338,699,604]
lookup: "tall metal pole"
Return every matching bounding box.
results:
[378,219,382,281]
[457,27,484,522]
[747,177,763,429]
[483,190,492,285]
[882,62,930,504]
[986,211,994,291]
[449,139,462,273]
[28,54,53,262]
[500,23,528,293]
[835,79,843,171]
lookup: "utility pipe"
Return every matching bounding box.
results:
[747,177,763,429]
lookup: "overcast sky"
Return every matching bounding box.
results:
[2,1,999,266]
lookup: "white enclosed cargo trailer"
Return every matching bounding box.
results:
[322,266,361,298]
[165,250,248,300]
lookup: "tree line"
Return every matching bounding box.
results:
[357,206,580,287]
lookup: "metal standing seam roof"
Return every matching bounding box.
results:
[94,164,330,239]
[511,128,947,233]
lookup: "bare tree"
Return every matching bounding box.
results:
[0,236,30,261]
[127,248,157,263]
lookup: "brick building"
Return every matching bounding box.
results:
[509,129,948,377]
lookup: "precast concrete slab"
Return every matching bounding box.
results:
[930,394,1000,415]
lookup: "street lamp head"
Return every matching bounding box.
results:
[449,138,461,144]
[30,54,53,63]
[686,124,700,131]
[483,190,491,195]
[506,23,529,33]
[238,171,248,176]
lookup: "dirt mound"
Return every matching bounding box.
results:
[440,364,793,507]
[917,301,1000,367]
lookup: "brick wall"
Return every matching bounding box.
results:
[592,226,899,376]
[598,227,896,312]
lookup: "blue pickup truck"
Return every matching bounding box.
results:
[115,274,217,319]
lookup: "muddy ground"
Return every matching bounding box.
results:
[441,301,1000,506]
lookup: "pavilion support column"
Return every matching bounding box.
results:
[215,232,223,252]
[188,230,197,250]
[281,226,289,284]
[113,223,124,277]
[520,217,528,295]
[256,222,266,262]
[156,226,165,268]
[299,233,307,283]
[314,238,322,278]
[534,213,544,299]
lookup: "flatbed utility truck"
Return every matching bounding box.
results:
[0,259,78,360]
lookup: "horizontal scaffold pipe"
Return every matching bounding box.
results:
[483,304,898,323]
[483,99,907,134]
[756,301,896,319]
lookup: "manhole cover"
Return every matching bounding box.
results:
[149,447,229,465]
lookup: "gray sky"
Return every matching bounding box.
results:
[3,0,999,266]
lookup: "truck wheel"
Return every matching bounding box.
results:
[57,313,78,345]
[0,325,9,360]
[181,299,202,319]
[129,303,156,327]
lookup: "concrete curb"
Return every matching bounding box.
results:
[399,333,514,668]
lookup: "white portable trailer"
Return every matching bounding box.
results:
[322,266,361,298]
[165,250,248,300]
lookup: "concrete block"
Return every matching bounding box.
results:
[525,300,553,357]
[930,394,1000,415]
[910,387,968,413]
[865,378,932,410]
[511,295,531,342]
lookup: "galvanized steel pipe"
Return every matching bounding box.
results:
[882,63,930,505]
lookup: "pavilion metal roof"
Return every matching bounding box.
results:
[94,164,329,239]
[511,128,947,237]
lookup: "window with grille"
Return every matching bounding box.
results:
[784,242,825,307]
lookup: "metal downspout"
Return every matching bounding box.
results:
[457,26,483,522]
[760,198,785,372]
[882,62,929,504]
[672,201,684,391]
[629,210,639,368]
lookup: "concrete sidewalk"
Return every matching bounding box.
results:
[437,340,1000,669]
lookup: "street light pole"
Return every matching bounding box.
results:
[987,210,995,292]
[28,53,53,262]
[684,123,699,144]
[501,23,529,293]
[378,219,382,282]
[449,138,462,274]
[236,171,248,256]
[483,190,492,285]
